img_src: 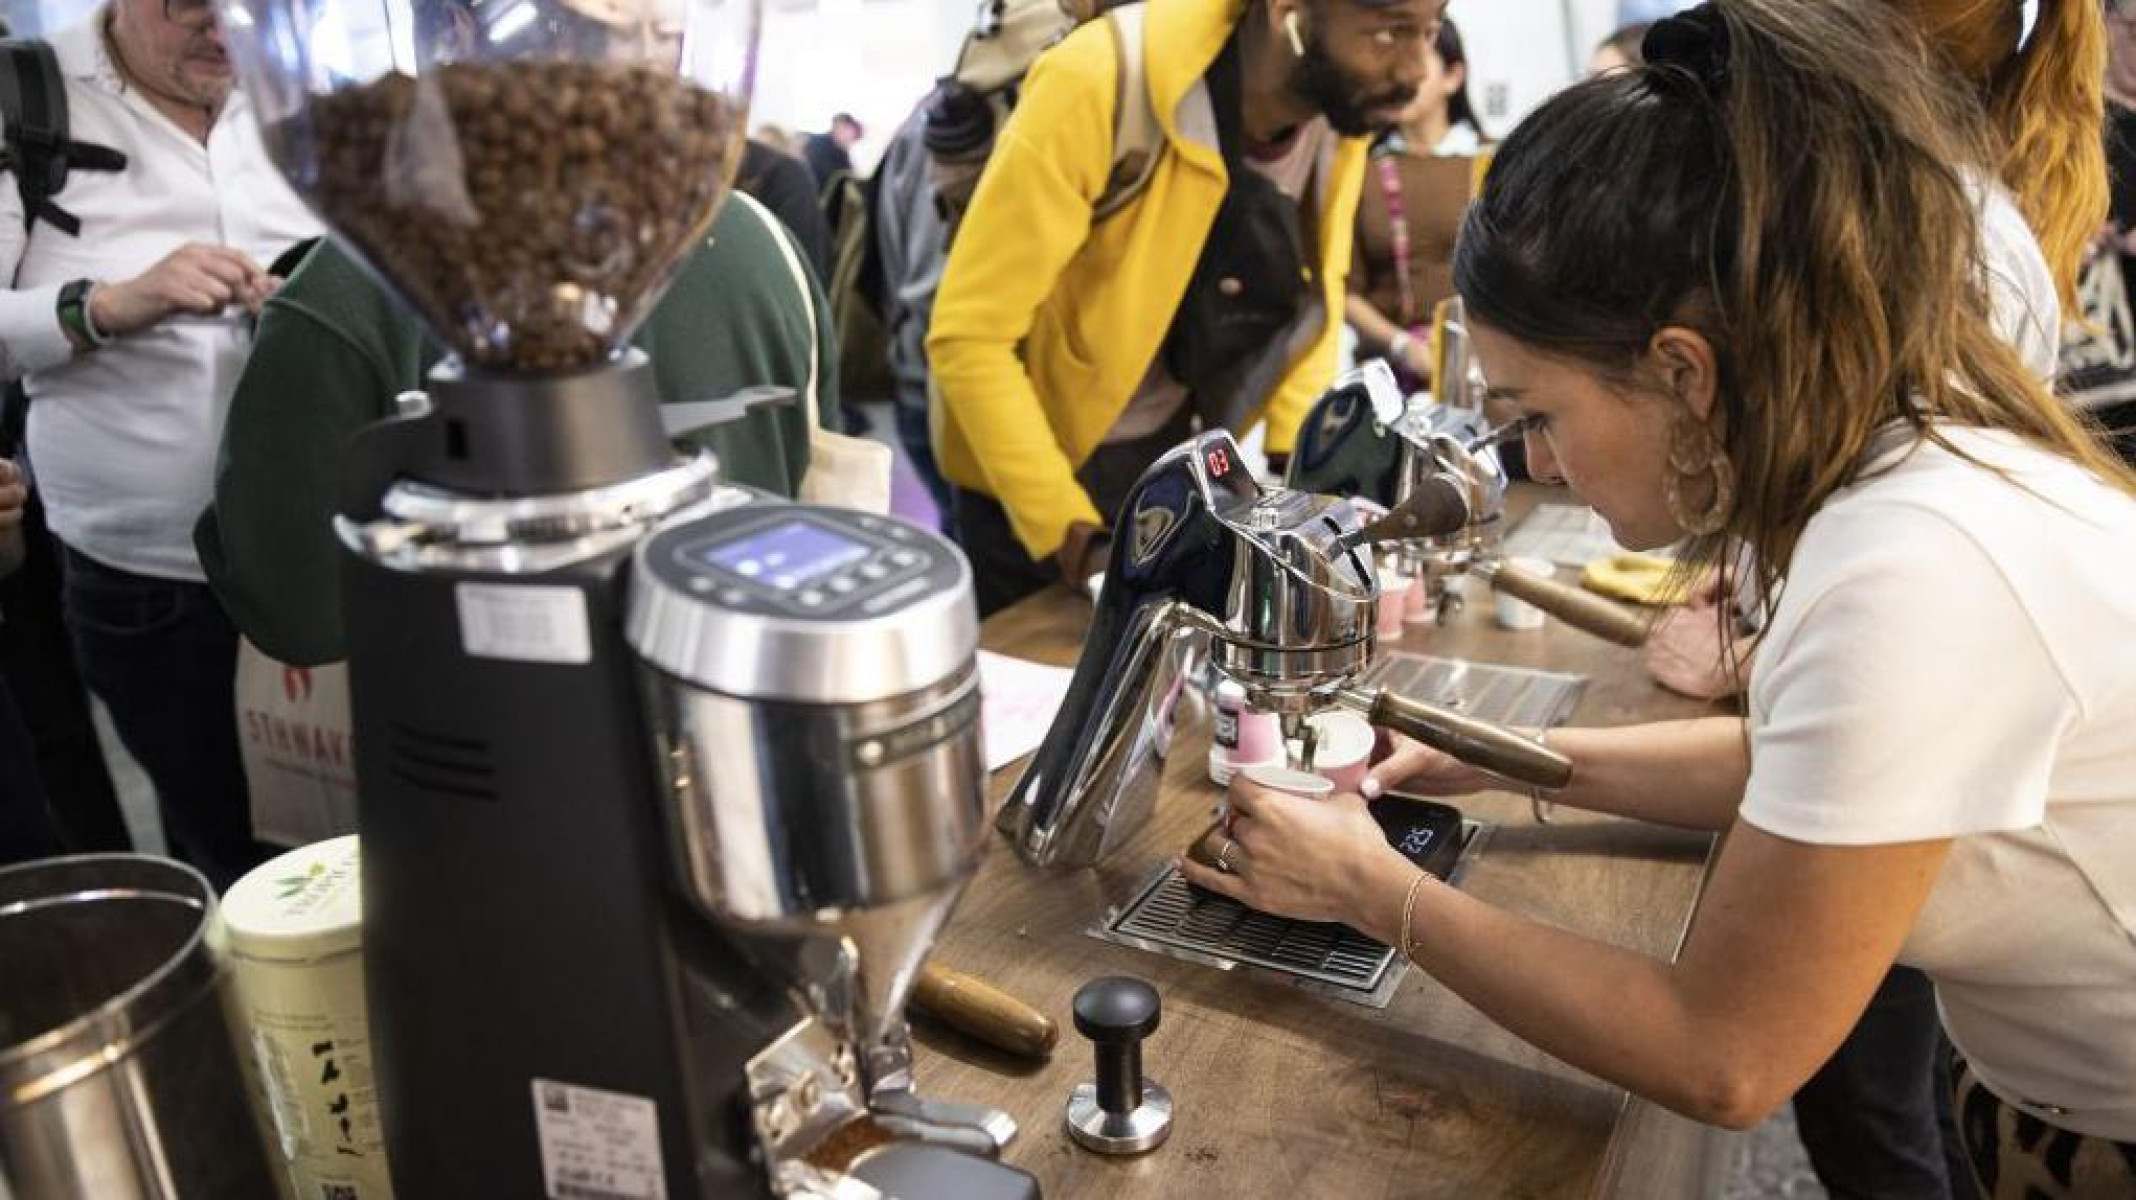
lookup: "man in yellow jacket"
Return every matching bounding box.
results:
[929,0,1446,614]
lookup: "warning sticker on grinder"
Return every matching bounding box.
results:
[457,583,592,664]
[531,1078,667,1199]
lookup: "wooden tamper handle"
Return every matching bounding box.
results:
[912,963,1060,1060]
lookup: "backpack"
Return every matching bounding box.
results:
[0,38,127,454]
[824,1,1161,405]
[923,0,1161,242]
[822,165,892,403]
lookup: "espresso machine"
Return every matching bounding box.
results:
[1289,337,1650,647]
[223,0,1035,1195]
[999,428,1575,868]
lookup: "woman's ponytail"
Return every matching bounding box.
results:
[1990,0,2109,315]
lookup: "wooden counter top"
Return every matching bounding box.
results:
[914,488,1733,1198]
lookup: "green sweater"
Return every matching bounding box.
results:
[197,196,841,667]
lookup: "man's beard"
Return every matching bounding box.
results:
[1289,32,1413,138]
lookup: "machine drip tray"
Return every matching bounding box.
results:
[1087,816,1490,1009]
[1360,653,1587,731]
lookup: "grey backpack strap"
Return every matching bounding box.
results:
[1094,3,1161,221]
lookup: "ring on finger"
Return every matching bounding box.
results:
[1215,837,1240,874]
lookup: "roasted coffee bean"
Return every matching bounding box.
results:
[291,61,734,372]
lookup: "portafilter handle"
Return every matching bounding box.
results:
[1472,558,1652,648]
[1332,685,1572,790]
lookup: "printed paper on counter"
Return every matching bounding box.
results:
[977,650,1074,772]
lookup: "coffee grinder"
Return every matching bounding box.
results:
[222,0,1034,1195]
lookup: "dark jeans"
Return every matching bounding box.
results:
[1794,965,1970,1200]
[953,406,1196,618]
[60,546,260,891]
[0,673,62,865]
[0,491,128,852]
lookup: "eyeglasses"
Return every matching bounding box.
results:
[163,0,218,31]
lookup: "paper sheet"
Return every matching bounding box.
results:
[977,650,1074,773]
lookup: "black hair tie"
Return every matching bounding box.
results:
[1642,2,1731,98]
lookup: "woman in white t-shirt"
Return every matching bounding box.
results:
[1178,2,2136,1195]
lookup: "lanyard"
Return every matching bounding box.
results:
[1375,152,1420,329]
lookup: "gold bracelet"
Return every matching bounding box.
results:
[1530,727,1557,824]
[1397,869,1430,962]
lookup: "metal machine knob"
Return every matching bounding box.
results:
[1065,976,1172,1155]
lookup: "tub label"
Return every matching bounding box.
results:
[532,1079,666,1199]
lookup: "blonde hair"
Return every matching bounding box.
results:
[1894,0,2109,315]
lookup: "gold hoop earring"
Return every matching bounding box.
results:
[1664,414,1734,536]
[1284,11,1307,57]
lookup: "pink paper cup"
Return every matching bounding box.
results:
[1403,569,1434,623]
[1233,708,1284,763]
[1303,710,1375,793]
[1376,570,1412,639]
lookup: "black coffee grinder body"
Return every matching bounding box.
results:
[340,359,792,1198]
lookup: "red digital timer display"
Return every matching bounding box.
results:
[1204,447,1232,478]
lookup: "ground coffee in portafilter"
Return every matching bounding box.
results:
[295,61,736,373]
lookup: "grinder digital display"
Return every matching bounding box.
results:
[701,518,869,588]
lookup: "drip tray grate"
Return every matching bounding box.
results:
[1089,818,1489,1008]
[1360,653,1586,732]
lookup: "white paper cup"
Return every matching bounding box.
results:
[1236,763,1337,799]
[1493,556,1555,630]
[1221,763,1336,837]
[1207,746,1284,788]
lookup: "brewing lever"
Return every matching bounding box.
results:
[1473,558,1651,648]
[1334,474,1469,558]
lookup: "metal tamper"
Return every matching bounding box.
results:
[1066,976,1172,1155]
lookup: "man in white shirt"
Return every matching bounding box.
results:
[0,0,321,888]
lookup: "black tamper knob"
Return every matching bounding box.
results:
[1066,976,1172,1154]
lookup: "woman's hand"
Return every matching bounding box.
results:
[1642,582,1756,702]
[1359,727,1492,799]
[1176,777,1412,931]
